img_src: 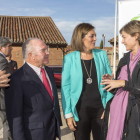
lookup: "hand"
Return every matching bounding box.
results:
[0,70,10,88]
[102,73,114,80]
[100,79,125,91]
[66,117,77,131]
[101,110,105,119]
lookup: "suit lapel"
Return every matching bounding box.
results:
[74,51,83,100]
[75,51,83,78]
[132,60,140,83]
[92,49,101,86]
[75,51,82,70]
[23,63,53,105]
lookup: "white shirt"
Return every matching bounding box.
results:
[26,62,53,91]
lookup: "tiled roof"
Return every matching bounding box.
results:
[0,15,67,45]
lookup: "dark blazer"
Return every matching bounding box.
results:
[5,63,62,140]
[0,53,13,109]
[101,52,140,140]
[10,60,18,70]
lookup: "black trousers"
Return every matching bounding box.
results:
[74,107,104,140]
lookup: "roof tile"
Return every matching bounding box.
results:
[0,16,67,45]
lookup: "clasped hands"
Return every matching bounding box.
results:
[100,73,125,91]
[0,70,10,88]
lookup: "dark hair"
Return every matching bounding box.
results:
[0,37,12,47]
[71,23,95,51]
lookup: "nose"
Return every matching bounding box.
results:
[45,51,49,55]
[94,36,97,41]
[121,38,124,44]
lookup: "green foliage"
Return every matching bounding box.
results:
[100,40,103,49]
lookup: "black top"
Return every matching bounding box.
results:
[101,52,140,140]
[76,58,103,110]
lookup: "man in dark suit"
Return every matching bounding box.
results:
[6,54,18,71]
[5,38,62,140]
[0,36,13,140]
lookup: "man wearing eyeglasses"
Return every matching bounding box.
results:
[5,38,62,140]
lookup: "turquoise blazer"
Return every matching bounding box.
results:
[61,49,113,121]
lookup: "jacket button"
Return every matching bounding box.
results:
[102,96,104,98]
[124,133,127,137]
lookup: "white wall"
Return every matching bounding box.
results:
[118,1,140,59]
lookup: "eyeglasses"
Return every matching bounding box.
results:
[41,46,49,53]
[46,46,49,52]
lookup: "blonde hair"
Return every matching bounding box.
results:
[120,20,140,45]
[71,23,95,52]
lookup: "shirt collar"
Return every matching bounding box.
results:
[26,62,45,75]
[0,52,6,58]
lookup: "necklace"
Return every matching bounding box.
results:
[82,59,92,84]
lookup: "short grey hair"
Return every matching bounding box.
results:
[22,38,42,60]
[0,37,12,47]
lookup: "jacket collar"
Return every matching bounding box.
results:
[116,51,140,81]
[22,63,54,105]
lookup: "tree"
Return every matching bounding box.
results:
[100,40,103,49]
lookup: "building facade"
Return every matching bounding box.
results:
[0,15,67,68]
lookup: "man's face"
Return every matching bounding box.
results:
[0,43,12,57]
[32,40,49,67]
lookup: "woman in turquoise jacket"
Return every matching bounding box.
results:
[61,23,113,140]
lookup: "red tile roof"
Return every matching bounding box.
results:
[0,15,67,45]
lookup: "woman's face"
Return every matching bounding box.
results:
[82,29,97,51]
[121,31,139,51]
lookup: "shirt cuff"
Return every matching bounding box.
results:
[64,113,73,119]
[122,80,129,90]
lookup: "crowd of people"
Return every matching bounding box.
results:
[0,20,139,140]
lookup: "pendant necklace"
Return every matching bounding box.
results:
[82,59,92,84]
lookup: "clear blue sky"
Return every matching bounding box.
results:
[0,0,116,47]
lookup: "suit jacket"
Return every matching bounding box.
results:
[10,60,18,70]
[5,63,62,140]
[61,49,114,121]
[0,53,14,109]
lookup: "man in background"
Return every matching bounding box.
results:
[5,38,62,140]
[6,54,18,71]
[0,36,13,140]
